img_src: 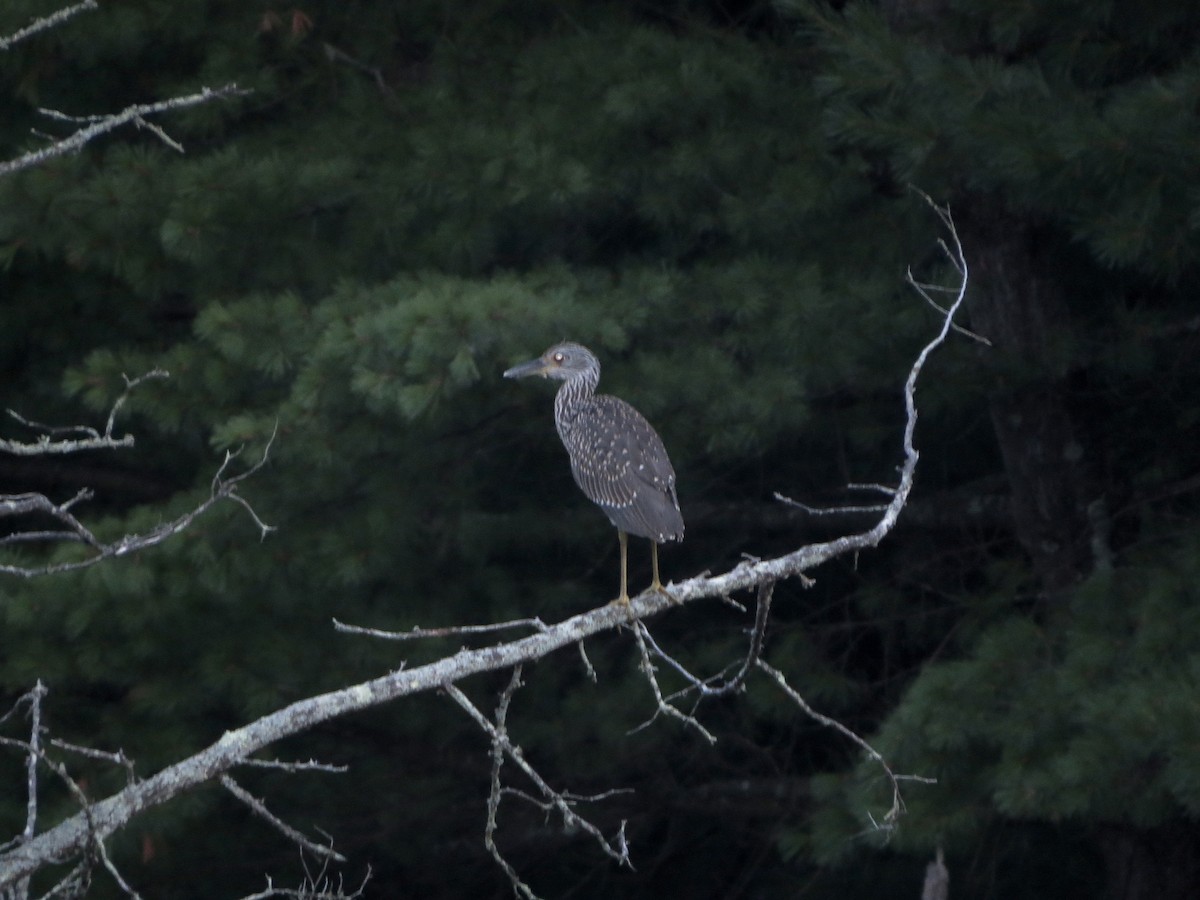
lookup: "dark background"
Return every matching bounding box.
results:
[1,1,1198,897]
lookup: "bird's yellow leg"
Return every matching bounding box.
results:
[612,530,631,606]
[652,542,680,604]
[651,540,663,591]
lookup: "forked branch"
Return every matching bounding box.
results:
[0,198,968,891]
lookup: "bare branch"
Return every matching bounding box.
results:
[577,640,598,683]
[0,489,102,550]
[0,430,275,579]
[773,491,888,517]
[907,266,990,346]
[445,679,631,869]
[238,757,348,775]
[0,84,249,179]
[622,589,764,735]
[0,0,98,51]
[0,199,967,888]
[2,370,167,456]
[237,868,370,900]
[756,660,936,833]
[333,616,548,641]
[321,43,398,102]
[22,683,45,847]
[701,580,775,698]
[221,776,345,863]
[48,739,137,787]
[627,622,717,744]
[482,668,540,900]
[91,835,142,899]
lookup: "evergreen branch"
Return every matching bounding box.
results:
[0,0,98,51]
[0,84,248,179]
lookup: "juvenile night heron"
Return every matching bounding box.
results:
[504,342,684,604]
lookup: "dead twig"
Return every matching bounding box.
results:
[756,660,936,833]
[333,616,548,641]
[0,0,98,51]
[221,775,345,862]
[446,675,631,876]
[0,85,248,178]
[0,426,276,578]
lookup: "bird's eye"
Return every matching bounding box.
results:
[553,352,565,363]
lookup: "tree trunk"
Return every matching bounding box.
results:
[1098,823,1200,900]
[960,210,1098,595]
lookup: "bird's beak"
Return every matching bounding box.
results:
[503,357,548,379]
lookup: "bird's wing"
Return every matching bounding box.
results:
[566,397,683,541]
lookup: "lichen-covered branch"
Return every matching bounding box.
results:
[0,434,276,579]
[0,0,97,51]
[0,199,968,891]
[0,84,248,178]
[0,370,167,457]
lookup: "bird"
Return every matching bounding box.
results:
[504,342,684,605]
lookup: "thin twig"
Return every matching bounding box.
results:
[629,580,783,704]
[49,738,137,786]
[221,775,345,862]
[237,867,371,900]
[703,581,775,697]
[577,640,598,683]
[321,43,398,102]
[445,680,631,867]
[627,622,717,744]
[334,616,548,641]
[0,0,98,51]
[907,266,990,346]
[756,660,935,832]
[500,786,634,810]
[238,757,348,774]
[773,481,895,516]
[0,84,248,178]
[483,667,540,900]
[92,835,142,899]
[0,427,275,578]
[34,859,91,898]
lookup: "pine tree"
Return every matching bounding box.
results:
[0,0,1197,897]
[788,2,1200,897]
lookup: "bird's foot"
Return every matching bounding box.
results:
[651,580,682,605]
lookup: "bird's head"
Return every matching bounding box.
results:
[503,342,599,382]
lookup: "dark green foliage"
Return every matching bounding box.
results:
[1,0,1199,897]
